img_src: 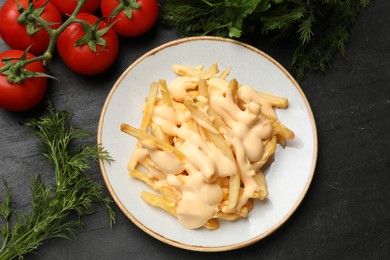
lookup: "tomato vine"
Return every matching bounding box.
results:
[0,0,122,111]
[1,0,96,80]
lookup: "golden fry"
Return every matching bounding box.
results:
[121,123,186,162]
[204,218,220,230]
[228,78,238,103]
[172,64,203,76]
[252,171,268,200]
[159,186,179,203]
[158,79,173,107]
[150,122,169,143]
[129,169,155,187]
[127,83,159,171]
[218,66,232,80]
[258,91,289,108]
[198,78,208,99]
[199,63,219,79]
[223,174,240,213]
[253,136,277,170]
[141,191,176,216]
[183,96,219,134]
[141,82,159,131]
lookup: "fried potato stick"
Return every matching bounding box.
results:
[121,123,186,163]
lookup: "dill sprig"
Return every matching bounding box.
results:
[0,104,115,260]
[161,0,371,81]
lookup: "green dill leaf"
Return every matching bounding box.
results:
[0,103,115,259]
[161,0,229,37]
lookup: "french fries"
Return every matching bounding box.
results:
[121,64,294,229]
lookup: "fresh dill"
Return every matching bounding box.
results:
[0,103,115,260]
[160,0,371,81]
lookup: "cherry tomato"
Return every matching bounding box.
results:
[50,0,101,15]
[101,0,159,37]
[0,50,47,112]
[0,0,62,55]
[56,13,119,75]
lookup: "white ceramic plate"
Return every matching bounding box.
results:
[98,36,317,252]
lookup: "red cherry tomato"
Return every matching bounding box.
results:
[50,0,101,15]
[101,0,159,37]
[56,13,119,75]
[0,50,47,112]
[0,0,62,55]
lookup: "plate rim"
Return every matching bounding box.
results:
[97,36,318,252]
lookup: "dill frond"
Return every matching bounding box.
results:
[0,103,115,260]
[161,0,229,37]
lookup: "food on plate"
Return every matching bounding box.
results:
[121,64,295,229]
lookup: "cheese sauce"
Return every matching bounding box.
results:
[132,65,278,229]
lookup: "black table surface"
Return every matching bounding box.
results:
[1,1,389,259]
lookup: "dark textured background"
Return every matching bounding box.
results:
[1,0,389,259]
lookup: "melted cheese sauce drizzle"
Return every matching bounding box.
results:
[132,65,281,229]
